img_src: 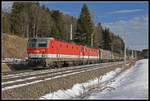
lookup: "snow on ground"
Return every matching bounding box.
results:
[88,59,148,99]
[40,59,148,99]
[40,66,122,99]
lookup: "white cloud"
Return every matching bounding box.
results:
[109,9,143,14]
[2,1,13,13]
[103,15,148,50]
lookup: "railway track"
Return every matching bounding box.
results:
[2,62,123,91]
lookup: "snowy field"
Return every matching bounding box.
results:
[40,59,148,99]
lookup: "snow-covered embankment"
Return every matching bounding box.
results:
[40,59,148,99]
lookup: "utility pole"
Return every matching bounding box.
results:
[91,10,96,47]
[70,24,73,41]
[111,44,114,60]
[134,50,137,59]
[131,49,134,59]
[2,15,4,59]
[91,33,94,47]
[124,33,127,65]
[26,24,29,39]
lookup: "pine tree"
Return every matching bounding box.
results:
[76,4,94,46]
[93,23,103,48]
[19,2,32,38]
[103,28,111,50]
[2,12,10,33]
[10,2,24,36]
[10,2,34,37]
[36,6,52,37]
[7,2,125,53]
[51,10,65,40]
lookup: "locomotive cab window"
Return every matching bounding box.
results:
[27,38,48,48]
[28,42,36,48]
[38,43,47,48]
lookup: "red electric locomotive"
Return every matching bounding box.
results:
[27,37,100,68]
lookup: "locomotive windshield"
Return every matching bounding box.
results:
[38,42,47,48]
[28,38,48,48]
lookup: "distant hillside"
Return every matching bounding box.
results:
[2,33,28,59]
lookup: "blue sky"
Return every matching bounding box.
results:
[2,1,149,51]
[40,1,148,51]
[40,2,148,23]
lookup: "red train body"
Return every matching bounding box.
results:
[27,37,123,68]
[27,38,100,68]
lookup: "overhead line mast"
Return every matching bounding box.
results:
[70,24,73,41]
[124,33,127,65]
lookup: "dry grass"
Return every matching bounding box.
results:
[2,64,11,73]
[2,33,27,59]
[128,59,136,66]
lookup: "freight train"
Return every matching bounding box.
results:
[27,37,123,68]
